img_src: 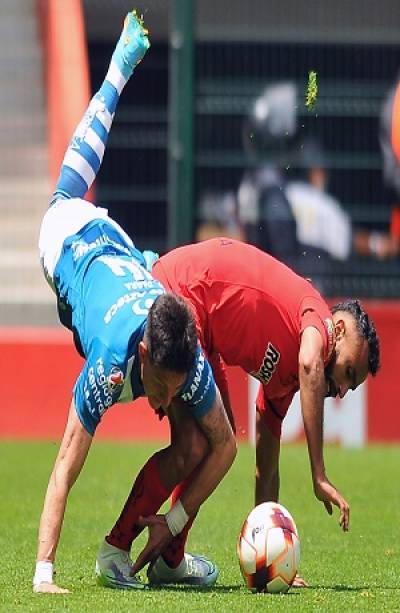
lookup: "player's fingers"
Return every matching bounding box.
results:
[132,545,155,575]
[324,501,333,515]
[136,514,153,528]
[339,502,350,531]
[33,582,70,594]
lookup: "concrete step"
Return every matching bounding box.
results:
[0,302,58,326]
[0,249,52,304]
[0,121,46,146]
[0,82,44,111]
[0,145,48,178]
[0,177,50,212]
[0,0,54,324]
[1,216,43,249]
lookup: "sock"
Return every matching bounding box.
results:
[161,471,199,569]
[106,451,172,551]
[51,36,140,204]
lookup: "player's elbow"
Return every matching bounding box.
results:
[298,350,324,378]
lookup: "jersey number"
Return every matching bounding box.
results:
[98,255,151,280]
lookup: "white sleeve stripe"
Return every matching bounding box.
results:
[105,62,127,95]
[63,150,95,188]
[85,127,105,161]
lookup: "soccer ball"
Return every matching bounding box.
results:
[237,502,300,593]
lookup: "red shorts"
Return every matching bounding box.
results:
[256,384,292,440]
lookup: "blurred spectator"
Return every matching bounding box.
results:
[195,190,245,242]
[377,74,400,258]
[237,83,300,263]
[354,73,400,260]
[285,138,352,262]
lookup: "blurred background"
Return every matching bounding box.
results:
[0,0,399,444]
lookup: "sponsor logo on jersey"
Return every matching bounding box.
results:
[181,352,205,403]
[72,234,131,261]
[324,318,335,359]
[251,342,280,385]
[84,357,114,417]
[108,367,124,392]
[104,288,163,324]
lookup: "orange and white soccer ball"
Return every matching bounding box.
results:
[237,502,300,593]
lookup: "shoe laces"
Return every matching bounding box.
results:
[118,550,133,574]
[186,556,208,578]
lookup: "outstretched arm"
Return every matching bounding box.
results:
[299,326,349,531]
[33,403,93,593]
[51,10,149,204]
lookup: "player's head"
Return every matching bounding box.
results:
[325,299,380,398]
[139,293,198,410]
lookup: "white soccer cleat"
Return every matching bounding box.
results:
[95,539,146,590]
[147,553,219,587]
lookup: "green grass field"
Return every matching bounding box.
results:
[0,441,399,612]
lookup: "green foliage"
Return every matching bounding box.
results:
[0,441,399,612]
[306,70,318,111]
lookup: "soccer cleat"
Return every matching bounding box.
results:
[112,9,150,80]
[147,553,219,587]
[95,539,146,590]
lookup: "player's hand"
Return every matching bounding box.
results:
[292,573,309,588]
[132,514,173,574]
[313,477,350,531]
[33,581,70,594]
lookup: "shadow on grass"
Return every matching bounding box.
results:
[148,584,242,594]
[148,584,303,596]
[304,584,400,592]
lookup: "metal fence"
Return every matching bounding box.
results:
[84,0,400,297]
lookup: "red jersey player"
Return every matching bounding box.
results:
[96,238,380,588]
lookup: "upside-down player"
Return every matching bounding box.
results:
[32,11,237,593]
[96,238,380,588]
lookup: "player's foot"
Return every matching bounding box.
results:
[112,9,150,80]
[147,553,219,587]
[95,539,146,590]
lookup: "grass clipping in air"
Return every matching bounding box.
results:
[306,70,318,111]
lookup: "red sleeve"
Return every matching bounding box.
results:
[208,351,230,404]
[299,297,335,364]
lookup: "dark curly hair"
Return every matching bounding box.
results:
[331,299,380,376]
[145,293,198,373]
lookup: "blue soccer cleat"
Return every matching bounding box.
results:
[147,553,219,587]
[112,9,150,80]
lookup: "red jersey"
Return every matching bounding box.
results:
[153,238,335,437]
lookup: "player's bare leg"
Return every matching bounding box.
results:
[255,410,308,588]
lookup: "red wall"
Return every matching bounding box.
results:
[0,328,248,441]
[1,300,399,442]
[364,303,400,441]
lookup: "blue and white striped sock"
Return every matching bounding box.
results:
[51,10,150,204]
[51,56,128,204]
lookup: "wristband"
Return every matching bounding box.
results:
[33,561,53,586]
[165,499,189,536]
